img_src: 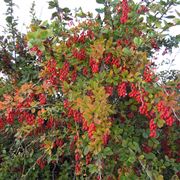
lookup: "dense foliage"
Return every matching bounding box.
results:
[0,0,180,179]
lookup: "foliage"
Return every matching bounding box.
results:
[0,0,180,179]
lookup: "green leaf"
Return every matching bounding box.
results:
[143,131,149,139]
[95,8,104,14]
[27,31,37,40]
[163,22,174,31]
[47,156,52,163]
[174,18,180,25]
[103,147,113,156]
[130,105,137,111]
[88,164,98,174]
[51,12,58,20]
[133,37,143,47]
[120,176,129,180]
[145,153,156,160]
[127,156,136,163]
[96,0,105,4]
[122,140,128,147]
[40,30,49,39]
[6,16,13,23]
[157,119,165,128]
[62,8,71,13]
[131,141,140,153]
[175,9,180,17]
[165,15,175,19]
[123,47,131,56]
[155,21,162,28]
[84,146,89,155]
[121,70,129,79]
[48,1,56,9]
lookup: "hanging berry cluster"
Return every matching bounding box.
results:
[120,0,129,24]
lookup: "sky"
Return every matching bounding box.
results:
[0,0,179,72]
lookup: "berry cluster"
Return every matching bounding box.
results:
[64,99,97,140]
[120,0,129,24]
[59,62,70,81]
[82,67,88,76]
[112,58,120,68]
[16,111,34,125]
[129,84,142,103]
[23,111,35,125]
[75,162,81,175]
[66,30,94,47]
[71,70,77,82]
[105,86,114,96]
[102,133,110,146]
[6,109,14,125]
[72,48,86,60]
[88,123,96,139]
[150,39,159,50]
[117,82,127,97]
[161,139,173,158]
[89,58,99,73]
[37,158,46,170]
[64,100,83,124]
[46,117,55,129]
[45,59,59,86]
[137,5,149,14]
[143,66,154,82]
[104,53,112,65]
[104,53,120,68]
[149,119,157,138]
[157,101,174,126]
[30,45,43,59]
[37,117,44,127]
[54,138,64,148]
[39,93,46,105]
[0,118,4,129]
[142,143,152,153]
[86,153,91,165]
[132,28,142,37]
[139,103,148,116]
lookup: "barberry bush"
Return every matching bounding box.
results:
[0,0,180,179]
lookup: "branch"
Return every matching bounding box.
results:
[138,158,154,180]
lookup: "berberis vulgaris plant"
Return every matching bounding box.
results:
[0,0,180,179]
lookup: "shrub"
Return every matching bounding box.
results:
[0,0,179,179]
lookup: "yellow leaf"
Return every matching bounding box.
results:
[31,108,36,113]
[0,101,5,110]
[155,175,164,180]
[14,95,24,103]
[44,140,53,156]
[106,37,113,49]
[90,38,105,60]
[157,119,165,128]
